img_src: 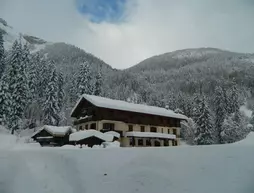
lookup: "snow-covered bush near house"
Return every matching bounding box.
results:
[102,141,120,148]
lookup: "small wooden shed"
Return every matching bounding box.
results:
[31,125,75,147]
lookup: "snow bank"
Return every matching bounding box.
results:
[125,131,176,139]
[69,130,113,142]
[104,131,120,139]
[102,141,120,148]
[0,131,18,150]
[234,132,254,145]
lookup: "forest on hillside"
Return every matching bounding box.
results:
[0,28,254,145]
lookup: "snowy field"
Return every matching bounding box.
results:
[0,132,254,193]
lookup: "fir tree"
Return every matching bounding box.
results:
[213,86,226,144]
[6,40,28,133]
[194,96,214,145]
[76,62,94,96]
[94,69,102,96]
[43,66,60,125]
[227,83,240,114]
[0,73,10,124]
[0,30,5,78]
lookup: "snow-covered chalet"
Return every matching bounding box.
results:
[71,94,187,147]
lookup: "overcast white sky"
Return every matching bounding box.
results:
[0,0,254,69]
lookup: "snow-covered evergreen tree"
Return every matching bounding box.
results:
[94,69,102,96]
[27,53,38,101]
[227,83,240,114]
[194,96,214,145]
[76,62,94,97]
[213,86,226,143]
[221,109,247,143]
[181,118,196,145]
[43,66,60,126]
[0,30,5,78]
[5,40,28,132]
[0,73,10,124]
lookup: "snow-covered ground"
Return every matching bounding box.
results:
[0,131,254,193]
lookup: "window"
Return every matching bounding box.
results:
[146,139,151,146]
[90,123,96,130]
[128,125,133,131]
[173,128,177,135]
[79,126,83,131]
[150,127,157,132]
[168,128,170,134]
[138,139,143,146]
[85,125,88,130]
[172,140,178,146]
[130,137,135,146]
[103,123,115,131]
[164,140,169,146]
[141,126,145,132]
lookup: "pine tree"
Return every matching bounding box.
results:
[0,73,10,124]
[76,62,94,96]
[94,69,102,96]
[221,109,246,143]
[194,96,214,145]
[27,53,38,101]
[0,30,5,78]
[213,86,226,143]
[227,83,240,114]
[6,40,28,133]
[182,118,196,145]
[43,66,60,125]
[56,71,65,125]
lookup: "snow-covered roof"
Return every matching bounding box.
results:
[104,131,120,139]
[71,94,187,120]
[69,130,113,142]
[31,125,73,137]
[125,131,176,140]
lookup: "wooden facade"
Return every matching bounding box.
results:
[72,98,182,128]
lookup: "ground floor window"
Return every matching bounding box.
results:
[146,139,151,146]
[90,123,96,130]
[85,124,88,130]
[129,137,135,146]
[79,126,83,131]
[172,140,178,146]
[138,139,143,146]
[154,140,161,146]
[164,139,169,146]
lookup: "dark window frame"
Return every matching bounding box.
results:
[150,127,157,132]
[90,123,96,130]
[141,126,145,132]
[128,125,133,131]
[103,123,115,131]
[138,139,143,146]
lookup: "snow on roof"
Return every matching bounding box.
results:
[72,94,187,120]
[104,131,120,139]
[31,125,73,137]
[125,131,176,140]
[69,130,113,142]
